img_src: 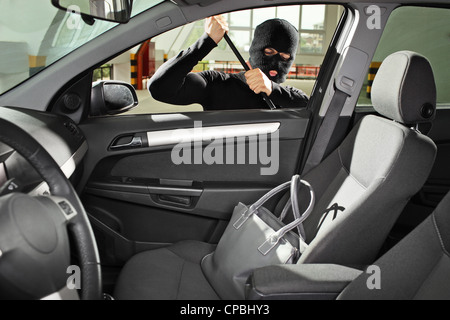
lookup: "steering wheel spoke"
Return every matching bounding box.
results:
[0,193,73,299]
[0,117,102,300]
[40,195,79,222]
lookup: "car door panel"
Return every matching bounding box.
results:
[79,109,310,265]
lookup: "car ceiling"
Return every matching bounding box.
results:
[172,0,450,10]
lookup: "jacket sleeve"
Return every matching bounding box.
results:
[270,82,310,108]
[148,33,217,106]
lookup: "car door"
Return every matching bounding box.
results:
[79,108,308,263]
[75,4,349,268]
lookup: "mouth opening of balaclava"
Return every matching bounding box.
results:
[249,19,299,84]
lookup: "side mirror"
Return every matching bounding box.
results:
[90,81,138,116]
[51,0,132,24]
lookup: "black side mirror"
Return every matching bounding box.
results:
[90,81,138,116]
[51,0,133,24]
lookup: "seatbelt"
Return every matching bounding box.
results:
[302,86,350,175]
[301,46,368,175]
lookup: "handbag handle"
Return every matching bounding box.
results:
[233,175,311,230]
[258,179,315,255]
[233,180,290,229]
[279,176,310,239]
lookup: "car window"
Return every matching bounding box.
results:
[357,6,450,108]
[101,4,344,115]
[0,0,164,95]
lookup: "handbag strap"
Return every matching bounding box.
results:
[233,175,315,238]
[233,179,292,229]
[279,199,307,241]
[258,179,315,255]
[278,176,309,240]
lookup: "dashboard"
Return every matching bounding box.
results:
[0,106,87,195]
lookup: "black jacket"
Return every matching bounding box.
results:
[148,33,309,110]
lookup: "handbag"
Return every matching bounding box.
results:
[201,175,315,300]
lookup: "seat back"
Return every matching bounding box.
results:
[338,191,450,300]
[297,51,437,266]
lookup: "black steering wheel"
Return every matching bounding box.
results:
[0,118,102,300]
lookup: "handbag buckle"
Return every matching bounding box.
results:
[258,233,281,256]
[233,205,256,230]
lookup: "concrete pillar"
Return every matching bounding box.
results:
[112,63,131,83]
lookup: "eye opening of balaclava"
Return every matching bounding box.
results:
[249,18,299,84]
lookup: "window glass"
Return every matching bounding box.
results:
[300,33,324,54]
[0,0,164,95]
[301,5,325,30]
[357,6,450,106]
[252,7,276,29]
[228,30,251,51]
[276,6,300,29]
[101,5,343,115]
[229,10,251,28]
[181,20,205,49]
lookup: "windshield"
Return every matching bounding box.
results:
[0,0,164,95]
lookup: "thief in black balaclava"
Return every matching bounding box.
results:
[249,19,299,84]
[148,16,309,110]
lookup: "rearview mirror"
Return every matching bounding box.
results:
[91,81,138,116]
[51,0,132,24]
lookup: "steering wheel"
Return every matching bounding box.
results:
[0,118,102,300]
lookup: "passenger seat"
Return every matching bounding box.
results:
[248,190,450,300]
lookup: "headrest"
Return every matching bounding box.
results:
[372,51,436,125]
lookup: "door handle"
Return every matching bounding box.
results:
[110,135,143,150]
[158,194,192,206]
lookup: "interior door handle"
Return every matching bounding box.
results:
[158,194,192,206]
[110,135,143,150]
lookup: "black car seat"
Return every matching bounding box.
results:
[247,191,450,300]
[114,51,437,299]
[338,190,450,300]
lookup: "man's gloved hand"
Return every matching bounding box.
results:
[245,62,273,96]
[205,15,229,44]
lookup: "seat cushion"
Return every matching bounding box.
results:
[338,192,450,300]
[114,240,219,300]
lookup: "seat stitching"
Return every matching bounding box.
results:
[175,260,186,300]
[432,213,450,257]
[201,253,224,299]
[411,252,445,299]
[397,52,410,121]
[408,213,448,299]
[338,147,368,190]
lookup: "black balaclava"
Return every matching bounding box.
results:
[249,19,299,84]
